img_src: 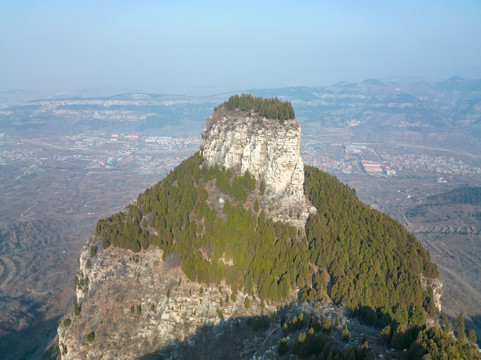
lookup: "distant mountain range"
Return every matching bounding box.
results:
[250,77,481,128]
[1,77,480,149]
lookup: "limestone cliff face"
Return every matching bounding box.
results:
[58,236,280,360]
[201,108,315,228]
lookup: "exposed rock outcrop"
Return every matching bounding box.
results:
[201,108,315,228]
[421,274,443,313]
[58,236,279,360]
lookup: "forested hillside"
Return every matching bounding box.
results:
[304,166,439,325]
[96,153,437,321]
[90,152,481,358]
[96,153,306,301]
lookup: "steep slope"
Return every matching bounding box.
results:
[57,95,473,359]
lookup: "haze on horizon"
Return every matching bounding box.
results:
[1,0,481,96]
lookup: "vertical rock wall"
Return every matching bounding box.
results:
[201,109,315,227]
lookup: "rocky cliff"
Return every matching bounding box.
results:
[201,107,315,228]
[57,236,281,360]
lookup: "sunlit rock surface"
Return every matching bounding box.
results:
[201,108,315,228]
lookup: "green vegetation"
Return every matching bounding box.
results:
[284,313,305,333]
[455,312,466,341]
[249,316,269,331]
[304,165,439,327]
[91,151,457,357]
[435,186,481,205]
[467,328,477,344]
[86,331,95,342]
[342,326,349,342]
[278,337,289,356]
[282,313,369,360]
[73,301,80,316]
[42,337,59,359]
[95,154,439,330]
[96,154,306,302]
[63,318,71,327]
[323,317,331,333]
[215,94,295,122]
[90,246,97,257]
[406,327,481,359]
[43,339,60,359]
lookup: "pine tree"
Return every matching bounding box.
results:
[342,326,350,342]
[455,313,466,341]
[259,180,266,195]
[278,337,289,356]
[73,301,80,316]
[323,317,331,332]
[467,328,477,344]
[86,331,95,342]
[244,296,251,309]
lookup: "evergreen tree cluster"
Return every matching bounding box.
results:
[434,186,481,205]
[214,166,256,202]
[215,94,295,122]
[406,326,481,359]
[304,165,439,326]
[94,153,439,328]
[281,313,369,360]
[96,153,305,301]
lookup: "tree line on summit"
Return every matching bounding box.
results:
[214,94,295,122]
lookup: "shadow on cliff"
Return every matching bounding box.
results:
[136,301,398,360]
[0,294,60,360]
[467,315,481,346]
[137,303,297,360]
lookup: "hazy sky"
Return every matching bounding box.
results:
[1,0,480,95]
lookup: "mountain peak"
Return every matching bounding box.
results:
[201,95,314,228]
[56,95,450,360]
